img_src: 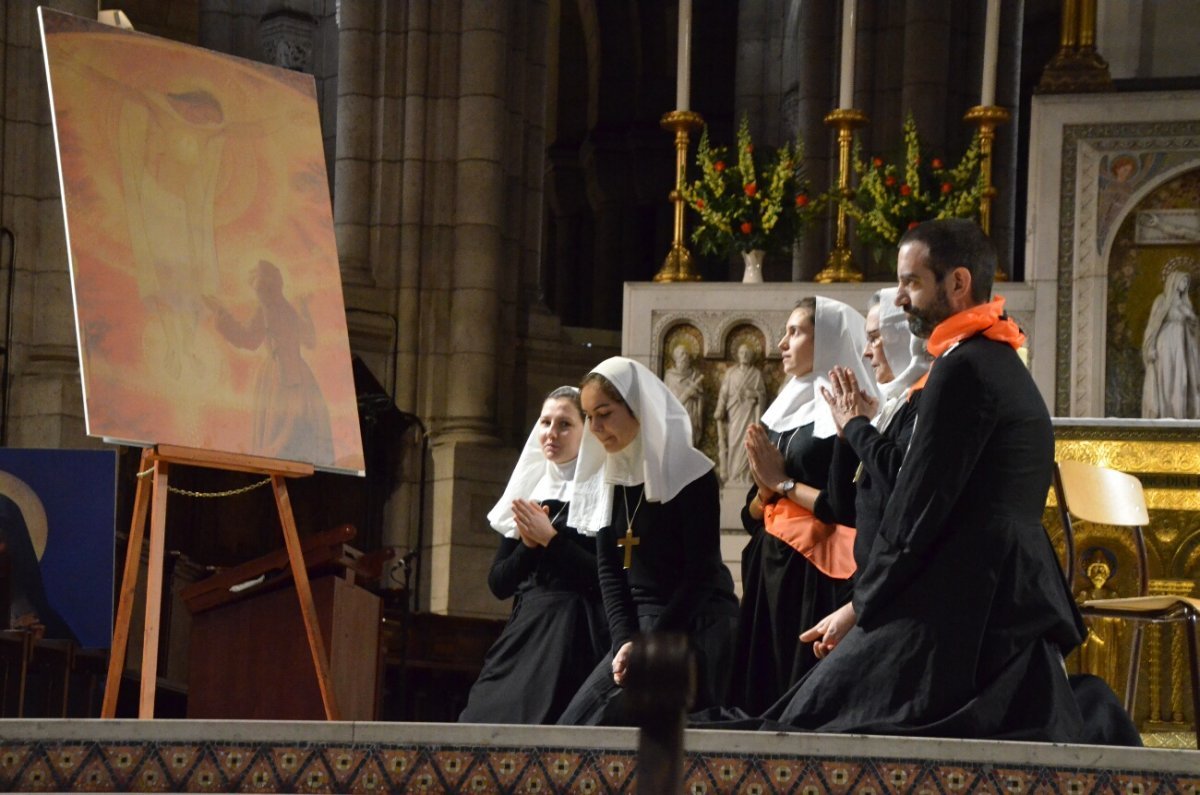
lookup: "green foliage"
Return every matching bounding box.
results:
[844,114,985,254]
[681,115,824,258]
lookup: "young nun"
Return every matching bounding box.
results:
[459,386,608,724]
[725,296,878,715]
[805,287,931,659]
[556,357,739,726]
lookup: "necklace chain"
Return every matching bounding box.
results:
[621,485,645,532]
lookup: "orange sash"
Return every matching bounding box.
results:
[762,499,857,579]
[908,295,1024,397]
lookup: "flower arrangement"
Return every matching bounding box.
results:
[845,114,985,255]
[682,115,823,258]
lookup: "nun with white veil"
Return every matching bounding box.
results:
[556,357,739,726]
[459,386,608,725]
[725,295,879,715]
[805,287,931,660]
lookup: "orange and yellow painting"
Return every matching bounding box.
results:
[39,9,364,475]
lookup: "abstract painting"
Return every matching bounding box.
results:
[39,9,364,475]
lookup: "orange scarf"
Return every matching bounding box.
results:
[762,499,857,579]
[908,295,1024,397]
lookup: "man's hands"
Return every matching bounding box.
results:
[799,602,857,659]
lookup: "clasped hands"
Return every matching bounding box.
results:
[510,498,558,548]
[819,366,878,435]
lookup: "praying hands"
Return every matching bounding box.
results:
[511,498,558,547]
[820,366,879,435]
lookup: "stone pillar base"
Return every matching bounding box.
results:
[424,439,518,618]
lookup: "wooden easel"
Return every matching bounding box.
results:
[100,444,342,720]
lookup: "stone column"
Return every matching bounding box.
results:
[1,1,98,449]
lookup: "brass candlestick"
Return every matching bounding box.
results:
[814,108,868,284]
[963,104,1011,281]
[654,110,704,282]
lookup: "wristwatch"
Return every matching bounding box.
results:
[775,479,796,495]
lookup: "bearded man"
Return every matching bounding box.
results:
[741,219,1134,743]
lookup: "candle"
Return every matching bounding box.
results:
[676,0,692,111]
[838,0,857,109]
[980,0,1001,107]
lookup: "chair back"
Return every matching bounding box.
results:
[1053,460,1151,597]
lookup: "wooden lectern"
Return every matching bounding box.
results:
[181,524,382,720]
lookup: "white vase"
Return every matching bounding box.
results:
[741,249,765,283]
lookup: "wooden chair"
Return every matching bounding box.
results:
[1053,459,1200,748]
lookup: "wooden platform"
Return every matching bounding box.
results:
[0,719,1195,793]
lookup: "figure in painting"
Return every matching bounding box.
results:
[664,345,705,444]
[204,260,334,465]
[119,84,226,381]
[714,343,768,485]
[1141,260,1200,419]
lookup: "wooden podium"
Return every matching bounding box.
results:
[182,524,382,720]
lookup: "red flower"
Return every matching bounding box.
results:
[931,158,944,169]
[899,184,912,196]
[745,144,754,154]
[744,182,758,197]
[740,221,753,235]
[872,157,884,168]
[908,221,920,230]
[714,160,726,172]
[941,182,953,195]
[696,199,706,209]
[884,175,897,188]
[795,194,809,207]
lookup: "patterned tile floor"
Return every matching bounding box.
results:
[0,721,1195,793]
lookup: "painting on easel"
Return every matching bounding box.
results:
[39,9,364,475]
[0,448,117,649]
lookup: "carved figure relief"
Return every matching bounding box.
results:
[664,344,705,444]
[714,342,767,485]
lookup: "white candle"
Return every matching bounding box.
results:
[676,0,692,111]
[980,0,1001,107]
[838,0,857,109]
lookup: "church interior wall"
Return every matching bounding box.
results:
[1,0,1200,719]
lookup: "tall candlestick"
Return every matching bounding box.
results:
[676,0,692,111]
[980,0,1001,106]
[838,0,857,109]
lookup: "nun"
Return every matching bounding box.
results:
[805,286,931,659]
[556,357,739,726]
[459,386,608,724]
[726,295,878,715]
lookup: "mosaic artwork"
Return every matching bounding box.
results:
[39,8,364,474]
[0,739,1196,794]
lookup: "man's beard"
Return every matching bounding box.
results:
[904,284,954,339]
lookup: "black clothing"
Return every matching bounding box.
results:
[557,470,738,725]
[762,336,1086,740]
[726,425,849,715]
[459,499,608,724]
[826,396,920,572]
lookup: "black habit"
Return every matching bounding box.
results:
[726,425,851,714]
[458,498,608,724]
[756,335,1088,740]
[556,470,739,725]
[826,396,920,568]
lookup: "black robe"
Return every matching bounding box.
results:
[826,396,920,568]
[458,499,608,724]
[556,470,739,725]
[726,424,852,715]
[755,335,1088,740]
